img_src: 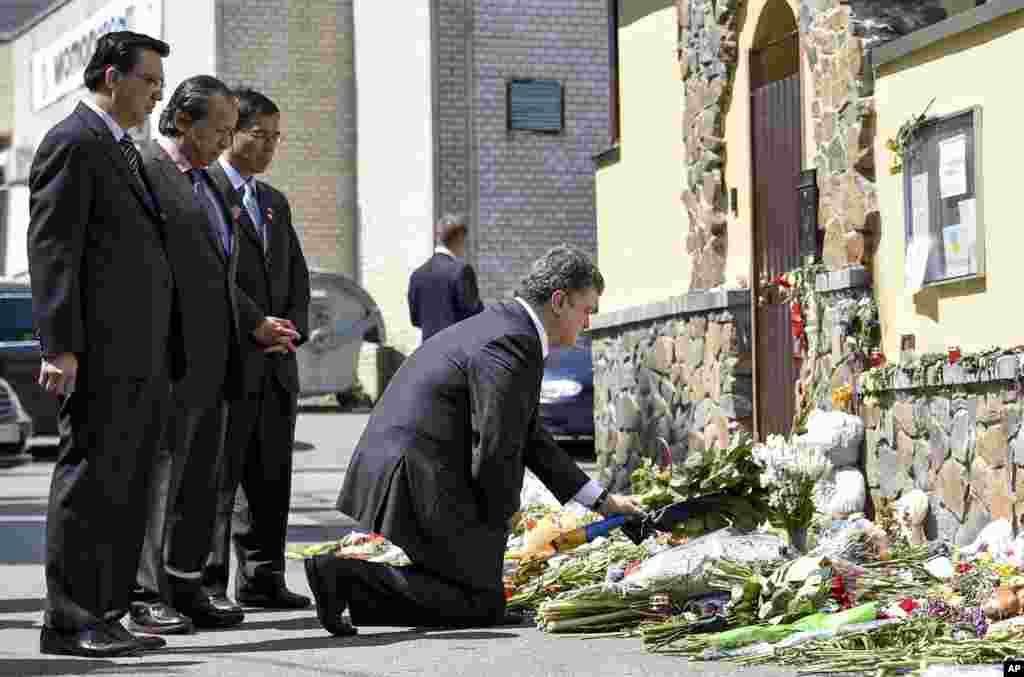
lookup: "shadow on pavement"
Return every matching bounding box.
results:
[0,659,202,676]
[163,628,518,654]
[0,597,45,613]
[231,615,323,631]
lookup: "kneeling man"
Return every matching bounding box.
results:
[306,245,643,634]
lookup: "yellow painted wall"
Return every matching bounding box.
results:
[874,9,1024,356]
[594,0,687,314]
[596,0,810,312]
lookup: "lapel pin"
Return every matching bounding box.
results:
[266,207,274,223]
[230,206,242,223]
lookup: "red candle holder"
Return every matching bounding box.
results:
[869,350,886,368]
[948,346,961,364]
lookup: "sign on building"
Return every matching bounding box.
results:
[30,0,162,112]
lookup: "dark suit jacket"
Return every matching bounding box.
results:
[407,252,483,341]
[139,141,243,406]
[206,162,311,397]
[27,102,182,381]
[337,301,589,592]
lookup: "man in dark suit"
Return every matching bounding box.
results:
[130,76,298,634]
[28,32,179,657]
[407,213,484,342]
[203,89,312,610]
[306,245,643,635]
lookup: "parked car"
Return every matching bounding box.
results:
[0,377,33,467]
[0,281,57,452]
[538,335,594,444]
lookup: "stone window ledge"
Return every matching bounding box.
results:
[872,354,1024,393]
[815,265,871,294]
[589,288,750,332]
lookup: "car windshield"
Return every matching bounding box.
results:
[0,294,36,342]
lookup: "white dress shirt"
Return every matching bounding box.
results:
[82,98,127,142]
[514,297,604,509]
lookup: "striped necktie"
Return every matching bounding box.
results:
[118,134,144,184]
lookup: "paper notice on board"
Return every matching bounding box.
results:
[939,134,967,199]
[906,236,930,295]
[911,173,930,239]
[957,198,978,275]
[943,223,970,278]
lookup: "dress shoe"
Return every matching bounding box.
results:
[237,583,312,610]
[207,592,244,615]
[105,620,167,650]
[304,555,358,637]
[128,600,194,635]
[172,592,244,629]
[40,625,143,658]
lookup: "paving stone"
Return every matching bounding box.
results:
[893,400,915,437]
[879,443,911,499]
[896,430,914,471]
[913,439,931,491]
[687,337,705,370]
[653,337,675,373]
[719,394,753,419]
[931,397,951,433]
[616,393,641,431]
[927,494,960,543]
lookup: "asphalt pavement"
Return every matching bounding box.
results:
[0,404,804,677]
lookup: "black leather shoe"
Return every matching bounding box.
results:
[172,593,244,629]
[40,625,143,658]
[105,621,167,650]
[237,583,312,610]
[304,555,357,637]
[207,592,244,615]
[128,601,194,635]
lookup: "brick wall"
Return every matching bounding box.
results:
[216,0,357,277]
[435,0,472,221]
[436,0,610,302]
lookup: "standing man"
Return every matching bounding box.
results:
[28,32,179,657]
[306,245,643,635]
[407,213,484,342]
[131,75,298,634]
[204,88,312,610]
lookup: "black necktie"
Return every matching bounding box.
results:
[118,135,144,184]
[189,169,233,256]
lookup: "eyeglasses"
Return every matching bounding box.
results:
[124,70,164,89]
[240,129,283,144]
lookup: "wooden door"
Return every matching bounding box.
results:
[751,38,802,438]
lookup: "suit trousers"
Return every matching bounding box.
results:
[205,369,297,592]
[136,392,228,600]
[44,373,169,632]
[332,558,505,628]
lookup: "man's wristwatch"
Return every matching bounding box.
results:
[593,487,611,514]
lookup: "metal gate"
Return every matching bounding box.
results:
[751,37,802,438]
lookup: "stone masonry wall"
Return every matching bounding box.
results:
[592,294,753,491]
[217,0,358,277]
[795,269,875,424]
[863,356,1024,545]
[677,0,741,290]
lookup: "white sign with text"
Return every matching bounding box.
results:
[31,0,162,112]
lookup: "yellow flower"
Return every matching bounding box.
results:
[994,564,1017,577]
[977,551,993,564]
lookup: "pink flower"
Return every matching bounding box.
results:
[266,207,274,223]
[230,206,242,222]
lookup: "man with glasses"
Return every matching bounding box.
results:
[205,88,311,611]
[28,31,179,657]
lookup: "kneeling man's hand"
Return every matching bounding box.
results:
[598,493,645,518]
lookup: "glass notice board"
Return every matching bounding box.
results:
[902,106,984,290]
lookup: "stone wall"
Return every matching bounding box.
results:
[677,0,742,290]
[863,355,1024,544]
[794,267,875,425]
[591,290,753,491]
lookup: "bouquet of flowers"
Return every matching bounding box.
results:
[752,435,833,551]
